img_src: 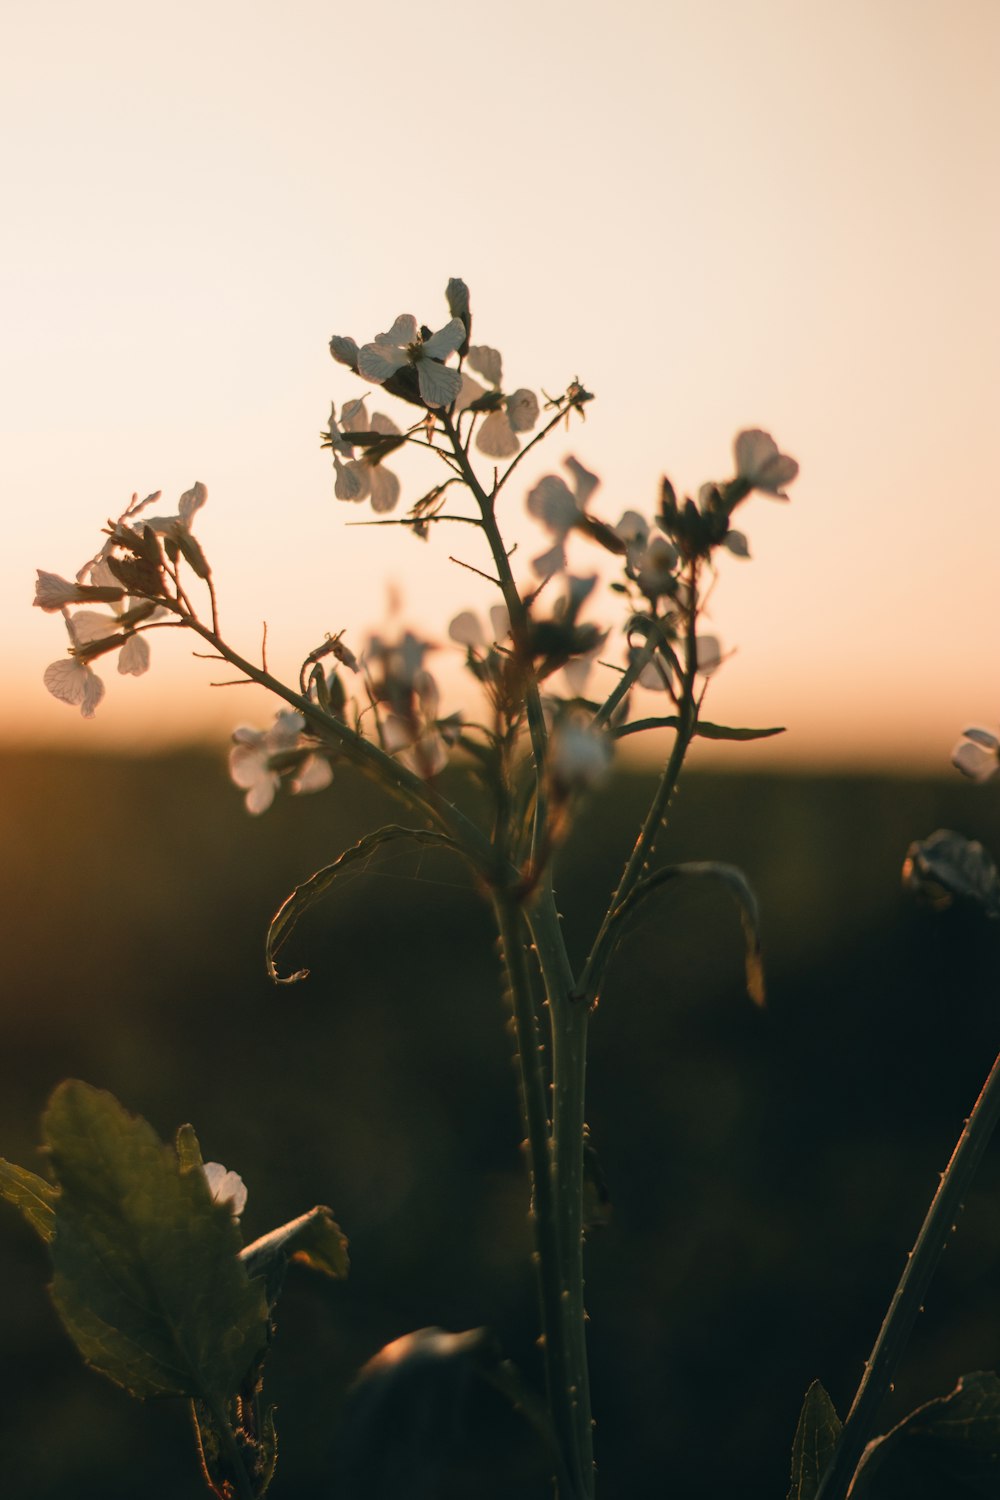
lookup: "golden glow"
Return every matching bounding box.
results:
[4,0,998,768]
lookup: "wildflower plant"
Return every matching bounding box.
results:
[12,276,1000,1497]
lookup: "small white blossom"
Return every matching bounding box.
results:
[733,430,798,499]
[527,457,600,576]
[33,570,124,613]
[356,313,465,408]
[448,604,510,651]
[42,658,105,718]
[229,711,332,815]
[328,398,402,513]
[458,347,540,459]
[952,726,1000,783]
[548,718,613,796]
[202,1162,248,1218]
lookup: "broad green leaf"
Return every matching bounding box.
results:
[902,830,1000,919]
[266,824,472,983]
[44,1080,269,1402]
[613,715,785,742]
[851,1371,1000,1498]
[0,1157,57,1242]
[788,1380,841,1500]
[241,1206,349,1304]
[589,860,765,1006]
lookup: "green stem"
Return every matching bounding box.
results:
[199,1394,256,1500]
[580,582,700,1003]
[815,1044,1000,1500]
[439,410,551,858]
[493,889,578,1494]
[529,883,594,1500]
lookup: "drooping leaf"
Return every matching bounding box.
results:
[0,1157,57,1242]
[588,860,765,1006]
[241,1206,349,1304]
[788,1380,841,1500]
[612,715,785,742]
[44,1080,269,1402]
[902,830,1000,919]
[850,1371,1000,1498]
[266,824,473,983]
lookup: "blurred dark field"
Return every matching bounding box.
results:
[3,749,1000,1499]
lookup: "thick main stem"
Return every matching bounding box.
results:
[530,883,595,1500]
[815,1044,1000,1500]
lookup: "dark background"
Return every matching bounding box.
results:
[3,749,1000,1498]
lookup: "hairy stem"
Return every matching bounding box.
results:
[528,883,594,1500]
[815,1044,1000,1500]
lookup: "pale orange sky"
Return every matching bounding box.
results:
[4,0,998,769]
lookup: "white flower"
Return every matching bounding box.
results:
[636,633,723,693]
[548,717,613,795]
[327,398,402,513]
[733,430,798,499]
[615,512,680,600]
[458,347,540,459]
[448,604,511,651]
[229,710,333,815]
[356,314,466,409]
[527,457,600,576]
[202,1161,248,1217]
[365,629,452,779]
[42,658,105,718]
[33,569,125,613]
[952,726,1000,783]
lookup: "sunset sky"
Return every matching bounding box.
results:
[4,0,998,769]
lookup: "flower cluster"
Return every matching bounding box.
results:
[364,629,458,780]
[34,486,208,717]
[35,277,799,845]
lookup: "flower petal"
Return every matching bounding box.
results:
[422,317,466,361]
[416,359,462,409]
[448,610,486,648]
[476,409,519,459]
[178,482,208,525]
[292,755,334,795]
[505,388,539,434]
[334,457,370,502]
[378,314,418,348]
[952,739,1000,782]
[117,633,151,676]
[330,334,360,367]
[43,659,105,716]
[962,726,1000,750]
[203,1162,248,1216]
[369,465,401,514]
[466,345,503,386]
[358,342,407,384]
[564,456,600,508]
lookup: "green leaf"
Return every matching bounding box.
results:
[175,1123,204,1173]
[44,1080,269,1402]
[788,1380,841,1500]
[241,1206,349,1305]
[0,1157,57,1242]
[613,715,785,742]
[903,830,1000,919]
[850,1371,1000,1498]
[266,824,472,983]
[589,860,765,1006]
